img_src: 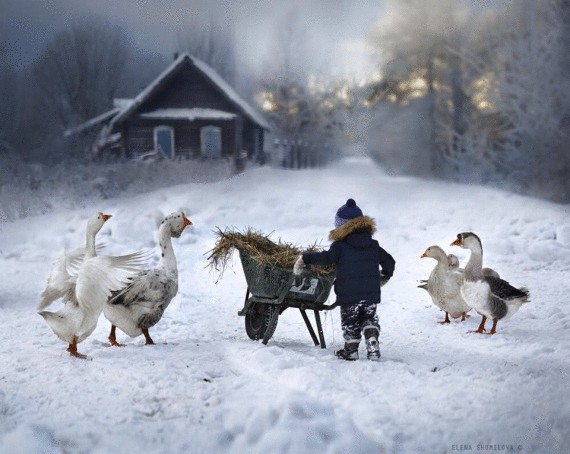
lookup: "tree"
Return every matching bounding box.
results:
[255,8,342,168]
[366,0,469,175]
[466,0,570,199]
[0,45,19,152]
[175,9,236,86]
[0,44,47,160]
[33,19,131,132]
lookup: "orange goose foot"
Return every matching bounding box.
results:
[486,319,498,335]
[470,315,487,334]
[67,337,88,359]
[108,325,126,347]
[142,328,155,345]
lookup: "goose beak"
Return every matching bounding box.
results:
[101,213,112,222]
[421,251,428,258]
[182,215,192,229]
[451,236,462,247]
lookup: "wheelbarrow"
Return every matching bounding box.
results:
[236,250,337,348]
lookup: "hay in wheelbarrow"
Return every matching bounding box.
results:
[206,227,333,280]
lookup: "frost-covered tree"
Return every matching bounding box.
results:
[28,19,165,163]
[363,0,569,200]
[457,0,570,200]
[256,8,342,168]
[366,0,469,175]
[496,0,568,198]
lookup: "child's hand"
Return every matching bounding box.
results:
[380,273,391,287]
[293,255,306,275]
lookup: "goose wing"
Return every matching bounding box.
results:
[448,269,464,286]
[75,250,149,311]
[39,247,84,310]
[39,243,108,310]
[485,276,528,301]
[108,269,176,307]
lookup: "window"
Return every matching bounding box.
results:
[200,126,222,158]
[154,126,175,158]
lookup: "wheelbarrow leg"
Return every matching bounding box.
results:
[299,309,319,346]
[237,288,252,316]
[314,310,326,349]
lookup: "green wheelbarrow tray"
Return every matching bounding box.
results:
[236,250,337,348]
[238,250,335,303]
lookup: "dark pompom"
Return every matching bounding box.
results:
[346,198,356,207]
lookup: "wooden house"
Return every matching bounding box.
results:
[67,53,269,166]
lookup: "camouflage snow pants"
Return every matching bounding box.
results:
[340,303,380,342]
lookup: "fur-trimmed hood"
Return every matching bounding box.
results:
[329,216,376,242]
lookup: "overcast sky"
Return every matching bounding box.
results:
[1,0,384,77]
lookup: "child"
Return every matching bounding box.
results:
[293,198,395,361]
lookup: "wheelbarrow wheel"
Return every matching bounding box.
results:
[245,303,278,342]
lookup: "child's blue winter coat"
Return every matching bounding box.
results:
[302,216,395,305]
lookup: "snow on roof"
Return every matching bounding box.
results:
[139,108,237,121]
[191,56,270,129]
[113,98,134,109]
[111,53,270,129]
[64,107,121,137]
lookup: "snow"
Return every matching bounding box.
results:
[191,55,271,130]
[0,156,569,453]
[139,108,237,121]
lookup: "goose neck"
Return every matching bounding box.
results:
[158,224,177,274]
[464,249,483,281]
[85,230,97,258]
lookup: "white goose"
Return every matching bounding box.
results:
[104,211,192,346]
[420,245,471,323]
[451,232,529,334]
[447,254,461,271]
[39,212,147,358]
[418,254,465,289]
[448,253,500,279]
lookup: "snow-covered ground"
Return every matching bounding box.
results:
[0,156,568,453]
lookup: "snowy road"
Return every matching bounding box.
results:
[0,157,568,453]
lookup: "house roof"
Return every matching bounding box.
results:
[63,107,120,137]
[139,108,237,121]
[111,53,270,129]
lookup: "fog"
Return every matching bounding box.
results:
[2,0,382,76]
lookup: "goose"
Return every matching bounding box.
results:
[39,212,147,358]
[447,254,460,270]
[451,232,529,334]
[418,254,463,290]
[420,245,471,323]
[448,253,500,279]
[419,254,499,293]
[104,211,192,346]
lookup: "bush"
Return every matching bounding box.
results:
[0,157,235,221]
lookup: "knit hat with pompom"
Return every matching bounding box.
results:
[334,198,363,228]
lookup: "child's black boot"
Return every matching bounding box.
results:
[335,340,359,361]
[364,327,380,361]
